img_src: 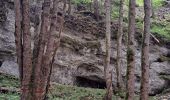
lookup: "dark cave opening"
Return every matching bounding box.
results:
[75,76,106,89]
[0,61,3,67]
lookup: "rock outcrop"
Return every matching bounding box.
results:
[0,0,169,95]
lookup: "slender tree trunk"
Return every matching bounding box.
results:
[14,0,62,99]
[20,0,33,99]
[94,0,99,21]
[14,0,23,83]
[116,0,124,91]
[140,0,151,100]
[126,0,136,100]
[63,0,67,14]
[33,0,51,99]
[68,0,72,15]
[33,0,62,99]
[33,0,43,61]
[104,0,113,99]
[151,0,155,18]
[44,15,64,100]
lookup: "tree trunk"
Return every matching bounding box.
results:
[14,0,62,99]
[140,0,151,100]
[20,0,33,99]
[104,0,113,99]
[151,0,155,18]
[116,0,124,91]
[14,0,23,83]
[33,0,62,99]
[33,0,51,99]
[126,0,136,100]
[68,0,72,15]
[93,0,100,21]
[44,13,64,99]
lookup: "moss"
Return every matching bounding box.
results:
[160,75,170,80]
[0,73,20,88]
[158,55,170,62]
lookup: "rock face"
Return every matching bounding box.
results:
[0,0,16,76]
[0,0,170,95]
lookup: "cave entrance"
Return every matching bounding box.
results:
[0,61,3,67]
[75,76,106,89]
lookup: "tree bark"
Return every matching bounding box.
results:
[33,0,62,99]
[126,0,136,100]
[140,0,151,100]
[116,0,124,91]
[20,0,33,99]
[68,0,72,15]
[33,0,51,99]
[14,0,62,99]
[44,16,63,100]
[93,0,100,21]
[104,0,113,99]
[14,0,23,83]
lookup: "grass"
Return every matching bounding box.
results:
[48,84,119,100]
[151,16,170,41]
[0,73,20,88]
[136,0,164,8]
[0,73,158,100]
[0,93,19,100]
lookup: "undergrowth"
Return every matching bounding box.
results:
[0,73,157,100]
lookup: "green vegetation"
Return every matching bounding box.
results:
[48,84,118,100]
[151,16,170,41]
[72,0,91,4]
[0,93,19,100]
[0,73,157,100]
[136,0,164,7]
[160,75,170,80]
[0,73,20,88]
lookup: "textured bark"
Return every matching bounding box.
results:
[14,0,23,83]
[93,0,99,20]
[33,0,43,63]
[151,0,155,18]
[33,0,51,99]
[33,0,62,99]
[63,0,67,14]
[14,0,61,99]
[104,0,113,99]
[116,0,124,91]
[140,0,151,100]
[68,0,71,15]
[20,0,33,99]
[126,0,136,100]
[44,15,63,100]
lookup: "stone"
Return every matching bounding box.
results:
[0,0,169,96]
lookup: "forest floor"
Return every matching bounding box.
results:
[0,73,163,100]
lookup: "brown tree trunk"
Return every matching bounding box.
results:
[93,0,100,21]
[140,0,151,100]
[126,0,136,100]
[68,0,72,15]
[45,12,64,99]
[20,0,33,99]
[104,0,113,99]
[33,0,43,61]
[14,0,62,99]
[33,0,51,99]
[63,0,67,14]
[14,0,23,83]
[151,0,155,18]
[33,0,62,99]
[116,0,124,91]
